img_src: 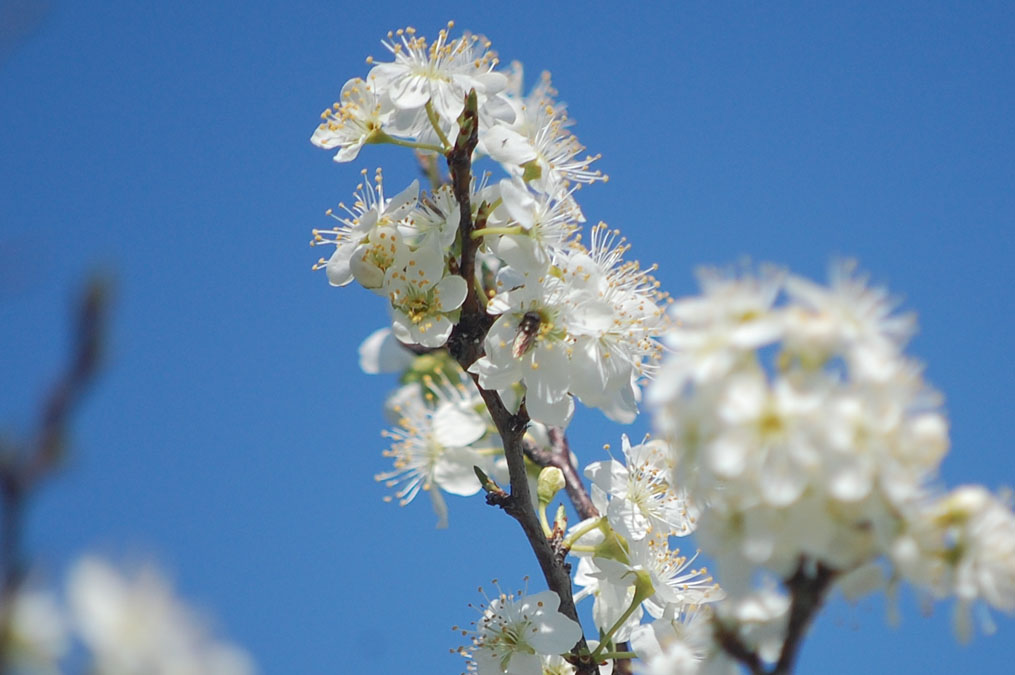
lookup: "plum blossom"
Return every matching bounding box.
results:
[484,69,605,202]
[459,587,582,675]
[470,265,577,427]
[376,372,496,527]
[385,242,467,348]
[367,23,509,130]
[585,435,695,540]
[560,224,667,423]
[311,77,397,163]
[3,586,68,671]
[311,172,418,287]
[892,486,1015,642]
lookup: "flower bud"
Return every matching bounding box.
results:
[537,466,566,505]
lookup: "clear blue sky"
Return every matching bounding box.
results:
[2,1,1013,672]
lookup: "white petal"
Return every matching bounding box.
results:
[434,446,485,496]
[358,327,413,374]
[416,316,453,349]
[349,244,385,289]
[325,245,356,286]
[436,275,468,311]
[434,403,486,447]
[526,391,574,428]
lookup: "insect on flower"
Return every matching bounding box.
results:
[512,311,543,358]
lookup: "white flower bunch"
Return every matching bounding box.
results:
[311,22,664,430]
[648,261,1015,647]
[309,23,1014,675]
[1,556,254,675]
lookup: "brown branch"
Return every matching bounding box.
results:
[772,560,836,675]
[446,89,482,319]
[713,557,838,675]
[443,90,597,675]
[714,618,765,675]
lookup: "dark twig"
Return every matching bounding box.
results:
[443,90,596,674]
[0,276,110,672]
[772,560,836,675]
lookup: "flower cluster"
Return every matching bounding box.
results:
[569,436,722,650]
[2,556,254,675]
[311,22,666,429]
[310,23,1014,675]
[648,262,1015,643]
[471,224,667,427]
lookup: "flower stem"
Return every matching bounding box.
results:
[591,569,653,662]
[591,587,647,662]
[538,503,553,537]
[562,516,607,549]
[425,100,452,150]
[384,134,446,155]
[470,225,525,240]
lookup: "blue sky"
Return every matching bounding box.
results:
[1,1,1013,672]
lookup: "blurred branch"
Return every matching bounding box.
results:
[415,150,447,192]
[0,275,111,670]
[714,558,838,675]
[772,560,836,675]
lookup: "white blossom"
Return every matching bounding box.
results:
[470,266,576,427]
[892,486,1015,642]
[585,435,696,540]
[461,588,582,675]
[3,586,68,672]
[311,77,398,163]
[484,69,604,201]
[311,172,418,287]
[376,372,496,527]
[629,606,734,675]
[367,23,508,125]
[559,224,667,423]
[650,262,954,597]
[385,242,467,348]
[67,556,254,675]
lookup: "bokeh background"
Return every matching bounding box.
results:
[2,1,1013,672]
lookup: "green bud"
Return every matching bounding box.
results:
[553,503,568,531]
[537,466,566,505]
[474,466,505,496]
